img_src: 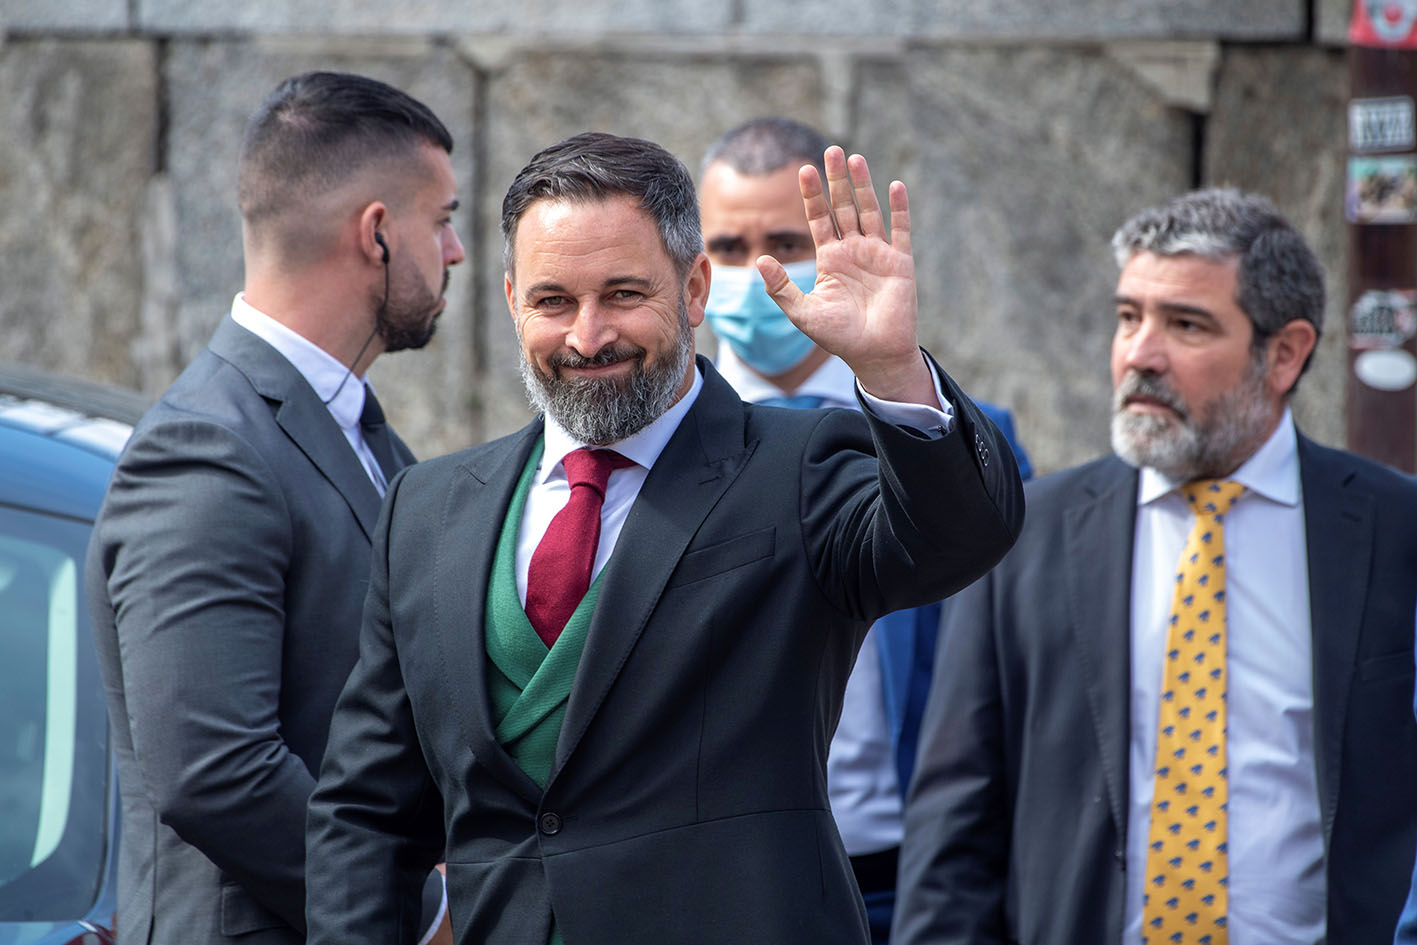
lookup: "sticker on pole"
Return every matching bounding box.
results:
[1351,0,1417,47]
[1347,155,1417,222]
[1355,348,1417,391]
[1350,97,1416,153]
[1351,289,1417,348]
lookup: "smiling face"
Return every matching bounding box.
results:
[505,194,709,444]
[1109,251,1284,480]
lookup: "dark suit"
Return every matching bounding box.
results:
[86,316,414,945]
[305,355,1024,945]
[893,435,1417,945]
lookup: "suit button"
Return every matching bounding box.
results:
[539,812,562,836]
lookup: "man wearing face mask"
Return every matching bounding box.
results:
[697,117,1032,944]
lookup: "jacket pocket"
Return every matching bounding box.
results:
[1358,650,1415,684]
[219,881,289,936]
[667,527,775,587]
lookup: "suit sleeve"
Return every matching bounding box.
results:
[306,469,445,945]
[802,349,1024,622]
[92,418,312,929]
[893,571,1012,945]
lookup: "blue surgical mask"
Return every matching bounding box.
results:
[704,260,818,376]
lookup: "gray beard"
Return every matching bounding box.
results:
[1110,357,1273,481]
[519,303,693,446]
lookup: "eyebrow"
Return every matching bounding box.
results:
[1113,295,1218,320]
[522,275,655,299]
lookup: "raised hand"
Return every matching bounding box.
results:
[758,145,936,407]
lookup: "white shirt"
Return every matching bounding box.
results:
[717,345,954,856]
[1124,410,1325,944]
[230,294,390,495]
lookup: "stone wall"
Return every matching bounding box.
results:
[0,0,1372,474]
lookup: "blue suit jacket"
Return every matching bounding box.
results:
[874,399,1030,797]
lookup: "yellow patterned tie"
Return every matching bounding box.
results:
[1142,479,1245,945]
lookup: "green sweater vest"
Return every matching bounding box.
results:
[484,439,606,789]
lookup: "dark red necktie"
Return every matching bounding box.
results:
[525,447,635,648]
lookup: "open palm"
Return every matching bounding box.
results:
[758,146,932,406]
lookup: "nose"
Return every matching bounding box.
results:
[444,227,466,267]
[1118,314,1168,376]
[564,301,617,358]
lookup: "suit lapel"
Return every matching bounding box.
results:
[1063,458,1139,841]
[207,316,384,540]
[436,423,547,801]
[1297,436,1373,846]
[551,362,757,782]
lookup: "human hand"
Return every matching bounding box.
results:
[758,146,936,407]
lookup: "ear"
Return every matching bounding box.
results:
[358,202,389,266]
[1264,318,1318,397]
[682,251,711,329]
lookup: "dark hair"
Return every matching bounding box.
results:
[238,71,453,227]
[500,132,701,277]
[700,116,830,180]
[1111,188,1325,379]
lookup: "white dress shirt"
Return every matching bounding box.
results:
[717,344,955,856]
[1123,410,1325,944]
[230,294,391,495]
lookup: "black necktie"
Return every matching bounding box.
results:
[359,385,399,484]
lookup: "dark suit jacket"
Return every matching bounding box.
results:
[305,355,1024,945]
[86,317,414,945]
[893,436,1417,945]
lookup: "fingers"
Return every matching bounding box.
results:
[801,146,900,247]
[757,254,808,320]
[799,163,839,250]
[824,146,860,237]
[849,154,887,240]
[888,179,911,257]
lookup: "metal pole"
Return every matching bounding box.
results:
[1346,0,1417,472]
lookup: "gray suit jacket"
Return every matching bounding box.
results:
[86,316,415,945]
[305,354,1025,945]
[893,437,1417,945]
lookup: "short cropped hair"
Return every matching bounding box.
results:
[238,71,453,228]
[1111,188,1325,377]
[501,132,701,277]
[700,117,830,180]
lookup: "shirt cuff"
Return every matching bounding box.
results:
[855,358,956,440]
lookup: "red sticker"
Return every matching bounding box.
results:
[1351,0,1417,48]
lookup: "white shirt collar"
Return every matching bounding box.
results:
[1137,407,1300,508]
[229,293,369,430]
[538,363,705,483]
[714,342,856,408]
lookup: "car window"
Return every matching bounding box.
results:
[0,506,108,929]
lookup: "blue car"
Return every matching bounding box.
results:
[0,365,147,945]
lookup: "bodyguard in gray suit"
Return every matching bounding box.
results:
[85,71,464,945]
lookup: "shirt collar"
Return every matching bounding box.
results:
[230,293,369,430]
[1137,407,1300,508]
[714,342,856,408]
[538,363,705,483]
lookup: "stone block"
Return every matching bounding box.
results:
[136,0,728,35]
[912,0,1304,40]
[0,40,157,386]
[476,52,824,440]
[161,40,480,458]
[854,46,1194,475]
[1317,0,1352,47]
[0,0,127,31]
[1203,46,1349,450]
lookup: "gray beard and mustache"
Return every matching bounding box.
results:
[519,300,694,446]
[1110,356,1273,482]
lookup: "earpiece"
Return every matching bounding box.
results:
[374,232,389,264]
